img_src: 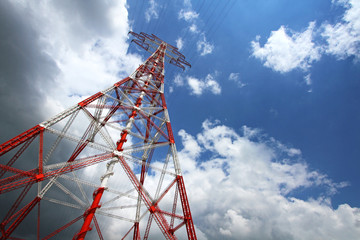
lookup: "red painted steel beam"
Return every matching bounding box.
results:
[154,178,177,206]
[78,92,103,107]
[170,221,186,235]
[38,130,44,175]
[121,224,135,240]
[133,222,140,240]
[0,154,113,194]
[0,164,36,178]
[1,197,41,239]
[75,78,150,239]
[0,125,43,157]
[1,183,33,226]
[68,101,120,163]
[170,185,179,229]
[0,168,38,187]
[117,156,176,240]
[114,77,131,88]
[143,213,153,240]
[177,176,197,240]
[0,136,35,178]
[93,216,104,240]
[157,210,185,220]
[42,215,83,240]
[136,111,170,141]
[74,187,104,240]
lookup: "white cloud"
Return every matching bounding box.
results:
[174,73,184,86]
[304,73,312,86]
[176,37,184,50]
[304,73,313,92]
[187,74,221,96]
[189,24,199,33]
[322,0,360,59]
[177,2,214,57]
[205,74,221,94]
[145,0,159,23]
[171,73,221,96]
[19,0,142,117]
[187,77,205,95]
[229,72,246,88]
[178,9,199,22]
[229,72,240,81]
[179,120,358,240]
[197,35,214,56]
[251,0,360,76]
[182,0,192,8]
[251,22,321,73]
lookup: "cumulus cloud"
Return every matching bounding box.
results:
[21,0,141,115]
[179,120,359,240]
[174,73,184,86]
[251,22,321,73]
[322,0,360,59]
[187,77,206,95]
[178,9,199,22]
[189,24,199,33]
[176,37,184,50]
[197,35,214,56]
[171,73,221,96]
[187,74,221,96]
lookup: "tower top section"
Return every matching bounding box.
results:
[129,31,191,70]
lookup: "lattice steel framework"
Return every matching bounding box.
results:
[0,32,196,240]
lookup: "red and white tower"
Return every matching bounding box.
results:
[0,32,197,240]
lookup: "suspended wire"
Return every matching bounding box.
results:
[165,0,237,112]
[166,0,219,108]
[133,0,141,31]
[203,0,222,30]
[197,0,207,12]
[181,0,220,64]
[185,0,236,70]
[181,0,206,43]
[193,0,205,12]
[207,0,236,40]
[138,0,146,33]
[129,0,236,109]
[153,0,170,35]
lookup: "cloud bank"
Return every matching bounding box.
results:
[2,0,142,122]
[179,120,360,240]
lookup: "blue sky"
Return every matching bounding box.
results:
[127,0,360,206]
[0,0,360,239]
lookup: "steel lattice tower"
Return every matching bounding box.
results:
[0,32,197,240]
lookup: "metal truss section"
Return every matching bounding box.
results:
[0,32,197,240]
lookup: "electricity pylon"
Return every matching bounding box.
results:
[0,32,197,240]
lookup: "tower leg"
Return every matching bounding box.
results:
[74,187,104,240]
